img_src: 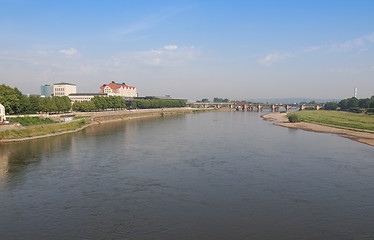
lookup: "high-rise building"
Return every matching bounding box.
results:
[354,87,358,98]
[41,84,53,97]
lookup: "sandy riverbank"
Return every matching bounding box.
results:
[261,112,374,147]
[0,108,213,143]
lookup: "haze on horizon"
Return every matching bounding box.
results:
[0,0,373,100]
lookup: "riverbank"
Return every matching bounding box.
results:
[262,112,374,147]
[0,107,215,143]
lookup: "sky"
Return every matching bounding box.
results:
[0,0,374,100]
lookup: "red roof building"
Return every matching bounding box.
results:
[99,81,137,97]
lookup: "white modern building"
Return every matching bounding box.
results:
[68,93,108,102]
[0,103,6,122]
[99,81,137,98]
[53,83,77,96]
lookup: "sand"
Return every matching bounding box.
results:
[261,112,374,147]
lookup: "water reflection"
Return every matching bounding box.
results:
[0,134,73,184]
[0,111,373,240]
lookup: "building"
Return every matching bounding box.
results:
[68,93,108,103]
[53,83,77,96]
[0,103,6,122]
[41,84,53,97]
[99,81,137,98]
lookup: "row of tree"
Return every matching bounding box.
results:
[72,96,127,112]
[197,97,231,103]
[132,99,186,109]
[0,84,71,114]
[324,96,374,111]
[1,84,187,114]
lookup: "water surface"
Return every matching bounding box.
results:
[1,111,373,239]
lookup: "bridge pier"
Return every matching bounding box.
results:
[285,105,290,112]
[257,104,262,112]
[271,105,279,112]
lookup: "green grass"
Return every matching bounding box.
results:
[10,117,56,126]
[0,119,88,140]
[74,116,89,120]
[288,110,374,131]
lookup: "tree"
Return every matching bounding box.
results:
[308,100,317,105]
[0,84,22,114]
[324,102,338,110]
[338,99,348,110]
[201,98,209,103]
[347,97,359,109]
[29,95,41,113]
[358,98,371,108]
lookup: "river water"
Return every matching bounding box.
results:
[0,111,373,239]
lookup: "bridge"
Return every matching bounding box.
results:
[186,102,322,112]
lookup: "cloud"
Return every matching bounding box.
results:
[113,5,194,39]
[112,46,200,67]
[59,48,78,55]
[364,33,374,42]
[258,52,291,66]
[164,45,178,50]
[329,33,374,52]
[303,46,322,53]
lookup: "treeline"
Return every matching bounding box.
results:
[72,96,127,112]
[213,97,230,103]
[132,99,186,109]
[0,84,71,114]
[197,97,231,103]
[324,96,374,111]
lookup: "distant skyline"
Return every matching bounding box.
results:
[1,0,373,100]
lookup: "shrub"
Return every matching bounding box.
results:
[287,113,301,123]
[11,117,56,126]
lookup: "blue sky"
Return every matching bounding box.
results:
[1,0,373,100]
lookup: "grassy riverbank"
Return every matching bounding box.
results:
[0,108,217,142]
[9,116,57,126]
[0,120,88,140]
[288,111,374,132]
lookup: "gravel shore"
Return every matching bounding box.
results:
[261,112,374,147]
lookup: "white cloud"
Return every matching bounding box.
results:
[258,52,291,66]
[112,46,199,67]
[59,48,78,55]
[329,34,374,52]
[364,33,374,42]
[164,45,178,50]
[303,46,322,53]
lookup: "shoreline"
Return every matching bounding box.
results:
[0,107,216,143]
[261,112,374,147]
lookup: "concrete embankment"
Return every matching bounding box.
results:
[0,108,214,143]
[262,112,374,147]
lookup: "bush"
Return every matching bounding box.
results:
[11,117,56,126]
[287,113,301,123]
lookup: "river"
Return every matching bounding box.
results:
[0,111,373,239]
